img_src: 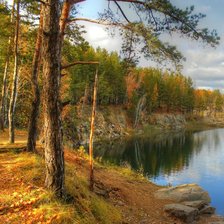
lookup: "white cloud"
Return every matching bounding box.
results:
[80,22,122,52]
[76,0,224,91]
[183,49,224,89]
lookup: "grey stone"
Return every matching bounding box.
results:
[209,222,224,224]
[117,201,125,206]
[200,206,216,215]
[139,219,148,224]
[182,200,207,210]
[164,203,199,223]
[155,183,211,204]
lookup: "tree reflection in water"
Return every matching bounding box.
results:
[94,129,224,215]
[94,131,206,178]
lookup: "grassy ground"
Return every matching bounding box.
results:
[0,148,122,224]
[0,130,179,224]
[0,129,221,224]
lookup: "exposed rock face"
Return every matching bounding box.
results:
[148,113,186,130]
[164,203,199,223]
[209,221,224,224]
[63,106,128,147]
[64,106,187,146]
[199,206,216,215]
[155,184,216,223]
[182,200,205,210]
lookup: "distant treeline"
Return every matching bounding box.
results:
[63,41,224,115]
[0,27,223,128]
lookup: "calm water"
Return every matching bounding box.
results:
[94,128,224,215]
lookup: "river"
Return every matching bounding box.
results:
[94,128,224,215]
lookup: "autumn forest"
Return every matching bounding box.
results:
[0,0,223,223]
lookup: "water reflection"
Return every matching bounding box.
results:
[94,131,204,178]
[94,128,224,215]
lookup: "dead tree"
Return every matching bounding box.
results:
[8,0,20,143]
[0,0,15,130]
[89,67,98,191]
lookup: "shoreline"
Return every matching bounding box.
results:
[1,129,224,223]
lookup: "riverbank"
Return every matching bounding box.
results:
[1,130,224,223]
[63,105,224,146]
[0,131,178,223]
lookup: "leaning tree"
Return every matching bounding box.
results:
[40,0,219,197]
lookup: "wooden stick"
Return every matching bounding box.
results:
[89,67,98,191]
[61,61,99,70]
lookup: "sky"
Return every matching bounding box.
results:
[75,0,224,91]
[5,0,224,90]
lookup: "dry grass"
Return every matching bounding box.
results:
[0,148,122,224]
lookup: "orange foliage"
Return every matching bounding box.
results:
[125,69,141,100]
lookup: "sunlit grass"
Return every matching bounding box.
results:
[0,149,122,224]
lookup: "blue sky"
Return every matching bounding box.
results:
[6,0,224,90]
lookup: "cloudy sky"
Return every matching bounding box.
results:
[5,0,224,90]
[76,0,224,91]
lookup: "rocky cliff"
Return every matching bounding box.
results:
[63,105,187,147]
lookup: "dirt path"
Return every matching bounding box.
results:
[64,149,181,224]
[65,149,224,224]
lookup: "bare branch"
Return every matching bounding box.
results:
[108,0,201,37]
[67,18,131,32]
[149,9,158,31]
[34,0,49,5]
[132,2,143,22]
[108,0,144,5]
[61,61,99,70]
[113,0,131,23]
[67,17,121,26]
[70,0,86,3]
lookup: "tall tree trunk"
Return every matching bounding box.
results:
[60,0,71,43]
[89,68,98,191]
[0,0,15,130]
[8,0,20,143]
[27,5,43,152]
[42,0,64,197]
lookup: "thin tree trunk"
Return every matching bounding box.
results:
[89,68,98,191]
[0,0,15,130]
[80,84,89,117]
[42,0,64,197]
[5,86,9,126]
[27,5,43,152]
[8,0,20,143]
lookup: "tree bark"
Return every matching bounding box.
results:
[27,5,43,152]
[60,0,72,42]
[8,0,20,143]
[42,0,64,197]
[89,68,98,191]
[0,0,15,131]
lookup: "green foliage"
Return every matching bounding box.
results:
[194,89,224,114]
[90,197,121,224]
[127,67,195,114]
[100,0,219,68]
[0,2,11,76]
[0,0,223,130]
[64,43,126,105]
